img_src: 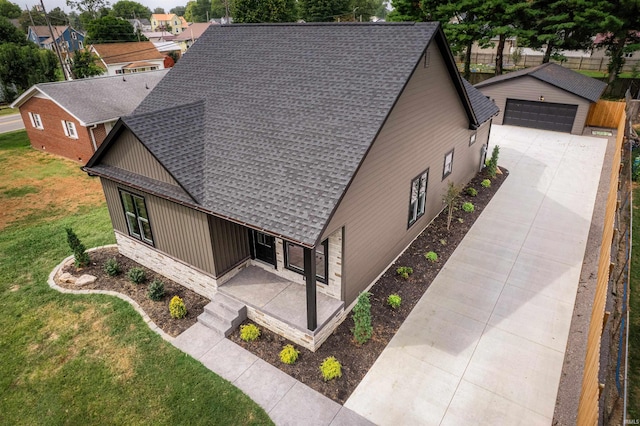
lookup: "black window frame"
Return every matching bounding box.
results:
[408,168,429,228]
[283,239,328,284]
[119,189,154,246]
[442,149,454,180]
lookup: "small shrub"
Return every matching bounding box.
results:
[466,187,478,197]
[240,323,261,342]
[103,258,120,276]
[425,251,438,262]
[396,266,413,279]
[442,181,462,231]
[148,279,165,301]
[387,294,402,309]
[462,202,475,212]
[352,291,372,344]
[319,356,342,381]
[65,227,90,267]
[487,145,500,178]
[279,344,300,365]
[127,267,146,284]
[481,179,491,188]
[169,295,187,319]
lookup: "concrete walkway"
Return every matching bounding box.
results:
[344,125,607,425]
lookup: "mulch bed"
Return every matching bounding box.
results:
[56,247,209,337]
[228,168,508,404]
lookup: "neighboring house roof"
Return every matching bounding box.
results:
[29,25,68,38]
[87,23,487,247]
[173,23,213,41]
[11,70,168,126]
[463,79,499,124]
[179,16,188,28]
[475,62,607,102]
[152,13,176,21]
[142,31,176,40]
[153,41,181,52]
[91,41,165,65]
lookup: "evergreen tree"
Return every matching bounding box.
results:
[387,0,425,22]
[298,0,351,22]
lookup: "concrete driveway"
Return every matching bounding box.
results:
[344,125,608,425]
[0,113,25,134]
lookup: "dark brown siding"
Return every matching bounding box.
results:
[209,216,251,275]
[477,75,590,134]
[101,129,179,185]
[323,42,488,305]
[101,178,216,275]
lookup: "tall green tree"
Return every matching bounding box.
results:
[352,0,385,21]
[386,0,424,22]
[86,15,137,43]
[19,7,69,31]
[170,5,186,16]
[153,7,165,13]
[0,0,20,18]
[233,0,297,22]
[0,15,25,44]
[299,0,350,22]
[0,42,58,102]
[184,0,212,22]
[111,0,151,19]
[211,0,232,18]
[66,0,110,20]
[70,49,104,78]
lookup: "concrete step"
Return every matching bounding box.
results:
[197,293,247,337]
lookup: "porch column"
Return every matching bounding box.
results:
[304,246,317,331]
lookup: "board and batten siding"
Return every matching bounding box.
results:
[323,42,489,305]
[101,178,217,276]
[478,75,591,134]
[209,215,251,276]
[101,128,180,185]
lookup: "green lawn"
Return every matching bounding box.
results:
[0,106,18,116]
[0,131,273,425]
[629,183,640,419]
[576,70,635,79]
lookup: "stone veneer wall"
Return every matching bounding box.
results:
[250,228,343,300]
[116,231,218,299]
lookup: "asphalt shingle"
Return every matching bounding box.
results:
[462,79,499,125]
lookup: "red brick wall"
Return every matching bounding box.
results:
[92,123,108,147]
[19,97,97,163]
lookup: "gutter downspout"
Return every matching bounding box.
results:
[89,124,98,152]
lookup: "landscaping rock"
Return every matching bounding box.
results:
[59,272,76,284]
[76,274,97,286]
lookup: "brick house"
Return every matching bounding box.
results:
[11,70,168,163]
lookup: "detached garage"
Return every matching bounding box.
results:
[475,63,607,134]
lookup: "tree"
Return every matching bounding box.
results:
[0,0,21,19]
[233,0,297,22]
[70,49,104,78]
[351,0,385,21]
[86,15,137,43]
[0,42,58,102]
[170,5,186,16]
[66,0,110,20]
[386,0,425,22]
[211,0,232,18]
[0,15,25,44]
[153,7,165,13]
[442,181,462,231]
[185,0,212,22]
[111,0,151,19]
[19,7,69,31]
[298,0,350,22]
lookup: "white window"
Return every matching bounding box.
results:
[28,112,43,129]
[625,52,634,58]
[61,120,78,139]
[469,133,476,146]
[443,149,454,179]
[78,41,83,49]
[408,169,428,227]
[71,31,77,40]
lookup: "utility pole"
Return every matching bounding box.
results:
[40,0,70,80]
[25,4,35,26]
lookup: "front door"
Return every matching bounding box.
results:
[250,230,276,267]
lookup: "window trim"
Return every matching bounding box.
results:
[283,240,328,284]
[29,112,43,129]
[408,168,429,228]
[469,132,477,146]
[61,120,78,139]
[442,149,454,180]
[118,190,154,245]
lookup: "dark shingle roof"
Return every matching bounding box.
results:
[462,79,498,124]
[92,23,485,246]
[474,63,607,102]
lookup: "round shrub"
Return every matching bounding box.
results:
[320,356,342,382]
[425,251,438,262]
[279,344,300,365]
[148,279,165,301]
[104,258,120,276]
[169,295,187,319]
[466,187,478,197]
[387,294,402,309]
[127,267,146,284]
[396,266,413,280]
[240,323,260,342]
[462,202,475,213]
[481,179,491,188]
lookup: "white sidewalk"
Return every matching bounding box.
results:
[344,125,607,425]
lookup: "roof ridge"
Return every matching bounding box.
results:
[34,69,169,88]
[224,22,421,27]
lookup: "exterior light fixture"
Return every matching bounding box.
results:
[539,95,545,101]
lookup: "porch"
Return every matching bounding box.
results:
[218,265,345,349]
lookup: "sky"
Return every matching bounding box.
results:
[34,0,186,15]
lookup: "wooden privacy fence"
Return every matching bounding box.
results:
[576,112,626,424]
[587,100,627,128]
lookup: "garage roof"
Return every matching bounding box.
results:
[475,63,607,102]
